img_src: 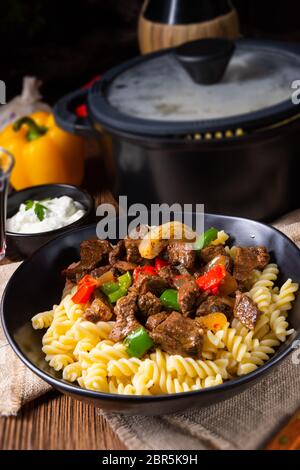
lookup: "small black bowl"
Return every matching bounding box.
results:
[1,214,300,415]
[6,184,94,258]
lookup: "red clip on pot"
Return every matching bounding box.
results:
[76,76,101,118]
[54,75,101,137]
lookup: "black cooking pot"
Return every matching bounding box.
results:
[54,39,300,221]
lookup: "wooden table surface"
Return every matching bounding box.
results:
[1,392,126,450]
[0,171,127,450]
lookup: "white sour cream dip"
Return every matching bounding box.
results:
[7,196,86,234]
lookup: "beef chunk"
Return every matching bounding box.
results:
[178,279,202,316]
[157,265,179,286]
[83,289,113,323]
[234,291,261,330]
[112,260,137,273]
[134,273,169,296]
[109,240,125,265]
[80,239,112,270]
[200,245,226,264]
[83,297,113,323]
[63,261,83,281]
[167,242,196,270]
[146,312,169,331]
[150,311,203,357]
[138,292,161,320]
[196,295,234,318]
[124,238,142,264]
[109,292,141,342]
[233,247,270,281]
[90,265,111,279]
[64,240,112,280]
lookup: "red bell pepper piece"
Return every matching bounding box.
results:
[154,258,169,270]
[133,265,157,283]
[133,267,141,283]
[78,274,97,287]
[72,275,98,304]
[72,284,96,304]
[196,264,226,295]
[143,265,158,276]
[133,261,169,284]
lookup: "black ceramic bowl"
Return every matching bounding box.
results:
[1,214,300,415]
[6,184,94,258]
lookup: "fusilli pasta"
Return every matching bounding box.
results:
[32,310,54,330]
[211,230,229,246]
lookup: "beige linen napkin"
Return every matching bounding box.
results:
[1,214,300,449]
[0,263,51,415]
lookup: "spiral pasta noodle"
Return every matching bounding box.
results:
[237,333,281,375]
[81,364,109,392]
[63,362,83,382]
[231,318,258,351]
[107,357,142,378]
[166,355,229,380]
[253,313,271,340]
[274,279,299,312]
[32,310,54,330]
[211,230,229,246]
[253,264,279,289]
[269,305,295,342]
[205,324,250,362]
[248,286,272,313]
[42,336,77,356]
[108,379,136,395]
[47,353,74,371]
[220,326,249,362]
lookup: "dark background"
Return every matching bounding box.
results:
[2,0,300,105]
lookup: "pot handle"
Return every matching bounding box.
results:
[54,88,98,137]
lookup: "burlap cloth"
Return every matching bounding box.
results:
[1,212,300,450]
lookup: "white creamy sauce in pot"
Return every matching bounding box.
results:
[7,196,86,234]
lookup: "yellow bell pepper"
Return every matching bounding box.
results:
[0,111,85,190]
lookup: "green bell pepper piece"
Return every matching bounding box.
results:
[102,271,132,296]
[101,281,120,296]
[102,271,132,303]
[160,289,180,311]
[124,327,154,358]
[108,286,128,304]
[118,271,132,290]
[194,227,218,251]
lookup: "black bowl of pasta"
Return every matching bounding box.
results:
[1,214,300,415]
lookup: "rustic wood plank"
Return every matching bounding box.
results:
[0,391,127,450]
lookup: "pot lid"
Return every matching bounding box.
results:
[89,39,300,136]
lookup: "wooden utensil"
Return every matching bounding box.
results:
[138,0,240,54]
